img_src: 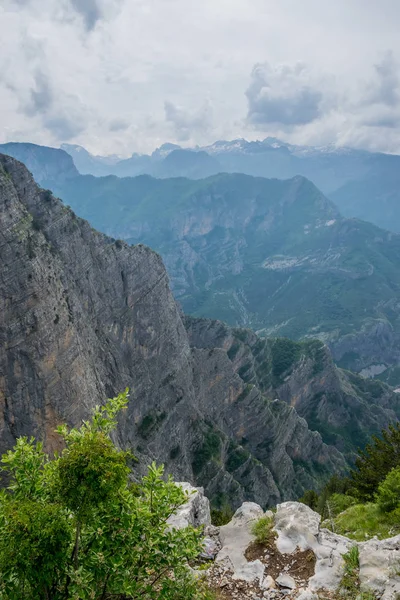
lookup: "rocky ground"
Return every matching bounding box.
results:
[173,484,400,600]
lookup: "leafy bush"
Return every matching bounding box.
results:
[192,429,221,475]
[271,338,301,379]
[299,489,319,511]
[251,515,275,544]
[328,493,358,516]
[226,443,249,473]
[377,466,400,513]
[338,546,376,600]
[211,504,234,526]
[0,390,205,600]
[330,502,400,540]
[349,423,400,500]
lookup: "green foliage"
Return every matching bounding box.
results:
[0,390,205,600]
[251,515,275,545]
[349,423,400,501]
[335,546,376,600]
[299,489,319,511]
[192,429,221,475]
[138,411,167,439]
[271,338,302,380]
[305,474,352,520]
[226,443,249,473]
[340,546,360,596]
[329,502,400,541]
[210,504,234,526]
[376,466,400,513]
[328,493,358,516]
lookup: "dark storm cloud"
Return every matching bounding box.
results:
[19,70,87,140]
[372,52,399,107]
[69,0,102,31]
[44,115,86,140]
[108,118,130,132]
[24,70,53,116]
[246,62,323,126]
[164,100,213,141]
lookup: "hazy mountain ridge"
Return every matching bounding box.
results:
[40,169,400,384]
[0,151,350,508]
[2,142,400,383]
[2,153,400,509]
[4,139,400,233]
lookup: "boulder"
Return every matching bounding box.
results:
[167,483,211,529]
[274,502,352,592]
[358,534,400,599]
[216,502,265,583]
[276,573,296,589]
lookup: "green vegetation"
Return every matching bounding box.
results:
[210,504,234,526]
[192,428,222,475]
[376,466,400,513]
[332,503,400,541]
[251,515,275,545]
[316,546,376,599]
[0,390,208,600]
[138,410,167,439]
[301,422,400,541]
[271,338,302,380]
[226,442,250,473]
[349,423,400,501]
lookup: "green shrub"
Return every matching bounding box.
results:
[192,429,221,475]
[349,423,400,501]
[340,546,360,596]
[331,502,400,540]
[328,493,358,516]
[251,515,275,544]
[377,466,400,513]
[271,338,301,379]
[299,489,319,511]
[211,504,234,526]
[226,443,249,473]
[0,391,205,600]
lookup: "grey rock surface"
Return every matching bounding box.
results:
[216,502,265,583]
[274,502,352,592]
[167,483,211,529]
[359,535,400,599]
[0,153,350,507]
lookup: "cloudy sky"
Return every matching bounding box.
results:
[1,0,400,155]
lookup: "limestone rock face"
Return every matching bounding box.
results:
[0,153,348,507]
[167,483,211,530]
[209,501,400,599]
[216,503,265,583]
[359,535,400,599]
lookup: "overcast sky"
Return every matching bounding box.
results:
[1,0,400,156]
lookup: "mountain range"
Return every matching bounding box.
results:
[2,152,400,510]
[60,138,400,234]
[2,141,400,385]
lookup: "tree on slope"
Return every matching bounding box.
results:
[349,422,400,500]
[0,390,206,600]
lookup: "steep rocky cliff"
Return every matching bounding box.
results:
[37,169,400,385]
[0,142,78,186]
[0,154,398,510]
[185,318,400,457]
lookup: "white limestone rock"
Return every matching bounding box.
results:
[167,482,211,529]
[216,502,265,583]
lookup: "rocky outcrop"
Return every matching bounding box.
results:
[185,317,400,458]
[0,153,348,508]
[201,500,400,600]
[0,142,79,186]
[167,483,211,530]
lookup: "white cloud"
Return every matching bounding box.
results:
[1,0,400,154]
